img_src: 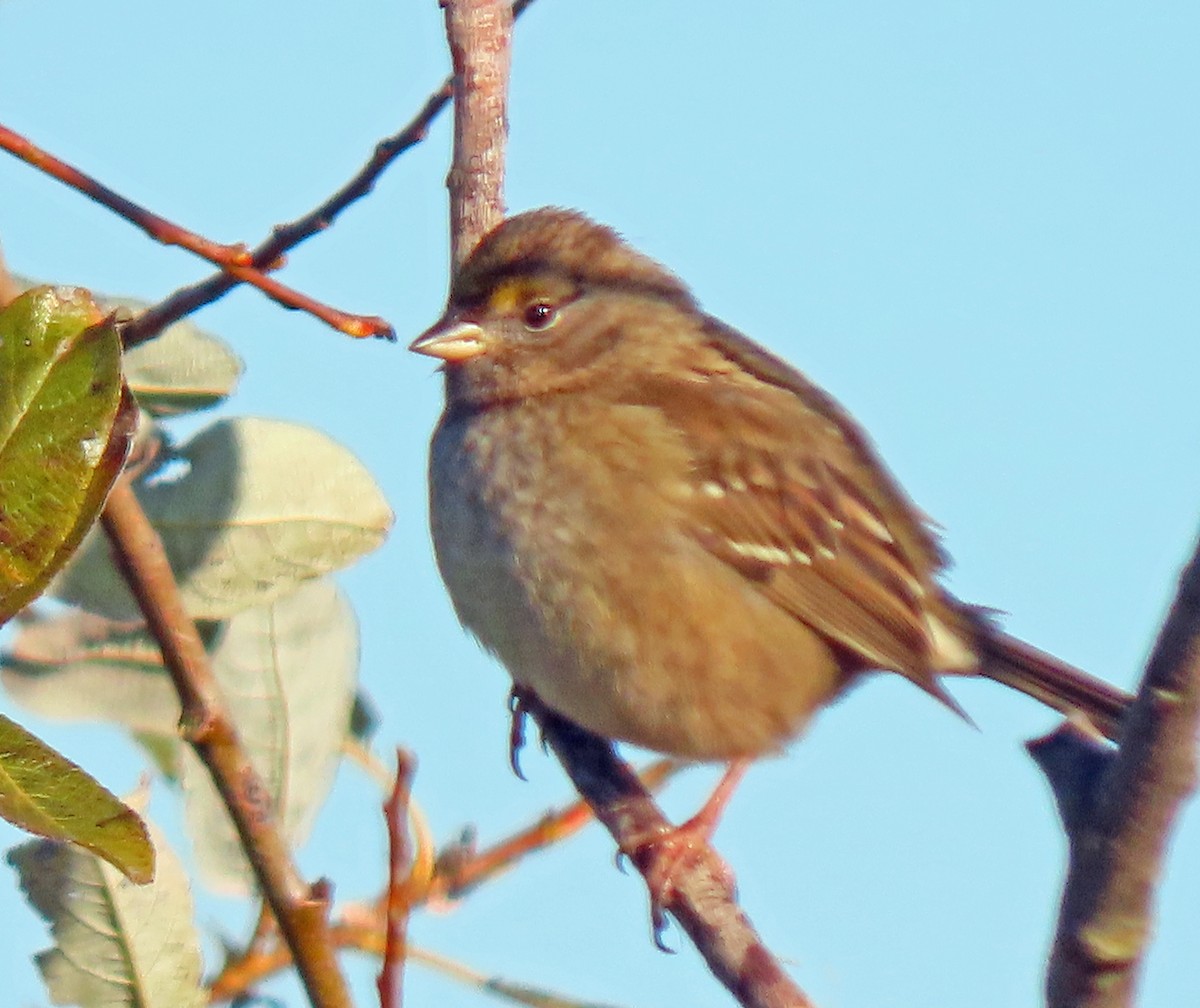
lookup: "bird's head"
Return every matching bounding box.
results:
[410,208,701,406]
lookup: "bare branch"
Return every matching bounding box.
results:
[427,758,680,902]
[1035,536,1200,1007]
[536,709,815,1008]
[0,123,251,265]
[122,0,541,349]
[209,758,673,1000]
[0,122,390,340]
[378,750,418,1008]
[442,0,513,268]
[100,479,352,1008]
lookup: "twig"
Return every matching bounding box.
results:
[120,0,541,350]
[0,124,250,265]
[1033,536,1200,1008]
[212,924,617,1008]
[378,750,417,1008]
[208,759,673,1000]
[427,759,680,902]
[0,123,391,341]
[100,478,352,1008]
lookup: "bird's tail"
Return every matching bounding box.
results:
[974,630,1132,742]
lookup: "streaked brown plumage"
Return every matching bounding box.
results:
[412,208,1129,763]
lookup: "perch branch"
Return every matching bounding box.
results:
[442,0,513,269]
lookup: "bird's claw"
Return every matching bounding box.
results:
[507,687,530,780]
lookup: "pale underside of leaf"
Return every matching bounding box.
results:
[117,308,242,416]
[10,817,204,1008]
[2,609,182,736]
[182,578,359,893]
[10,277,244,416]
[49,416,393,620]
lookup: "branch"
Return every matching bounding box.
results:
[0,123,390,341]
[536,710,814,1008]
[120,0,540,349]
[378,751,417,1008]
[442,0,513,269]
[100,479,352,1008]
[1033,534,1200,1007]
[208,759,677,1000]
[427,758,680,902]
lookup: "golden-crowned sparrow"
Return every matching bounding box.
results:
[411,208,1129,766]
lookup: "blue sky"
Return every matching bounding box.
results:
[1,2,1197,1006]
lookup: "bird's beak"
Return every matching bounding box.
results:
[408,317,488,362]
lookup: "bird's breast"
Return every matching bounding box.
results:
[427,395,849,759]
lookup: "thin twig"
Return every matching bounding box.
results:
[427,759,679,902]
[0,124,250,265]
[211,925,617,1008]
[1034,536,1200,1008]
[207,759,674,1001]
[120,0,541,350]
[100,478,352,1008]
[378,750,417,1008]
[0,123,391,340]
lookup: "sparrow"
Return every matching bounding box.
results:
[410,208,1128,838]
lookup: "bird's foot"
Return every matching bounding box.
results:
[626,759,749,948]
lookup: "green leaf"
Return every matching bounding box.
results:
[10,277,243,417]
[0,713,153,883]
[0,287,135,624]
[182,578,358,893]
[50,416,393,620]
[10,813,204,1008]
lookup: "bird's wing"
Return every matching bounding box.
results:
[620,320,974,706]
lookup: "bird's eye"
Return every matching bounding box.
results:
[523,301,559,331]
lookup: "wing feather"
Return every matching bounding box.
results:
[615,319,976,706]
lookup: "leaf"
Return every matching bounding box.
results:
[10,814,204,1008]
[182,578,358,893]
[115,303,243,416]
[0,713,153,883]
[1,610,182,736]
[0,287,135,624]
[10,277,243,416]
[50,416,392,620]
[1,583,358,893]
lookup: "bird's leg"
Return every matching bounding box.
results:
[630,758,750,922]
